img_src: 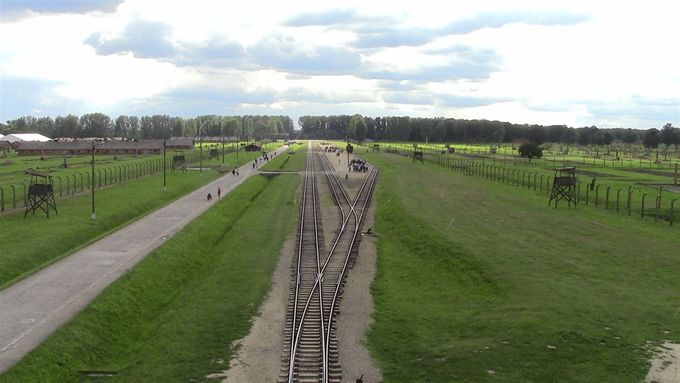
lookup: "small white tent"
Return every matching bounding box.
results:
[0,133,51,144]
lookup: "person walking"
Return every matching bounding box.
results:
[217,187,221,199]
[207,192,212,201]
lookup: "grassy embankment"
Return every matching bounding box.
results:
[0,172,300,382]
[363,151,680,382]
[260,142,308,171]
[0,147,281,288]
[0,170,219,289]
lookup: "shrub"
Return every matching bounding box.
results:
[518,143,543,161]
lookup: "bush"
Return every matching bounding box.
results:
[518,143,543,161]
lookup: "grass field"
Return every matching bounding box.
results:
[350,142,680,224]
[362,150,680,382]
[0,143,283,211]
[260,142,308,171]
[0,173,300,382]
[0,170,220,289]
[371,142,680,169]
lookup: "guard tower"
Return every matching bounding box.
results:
[413,145,424,163]
[549,167,577,208]
[172,152,187,171]
[24,169,57,218]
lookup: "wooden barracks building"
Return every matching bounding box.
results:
[15,138,194,156]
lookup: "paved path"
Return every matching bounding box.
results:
[0,147,286,373]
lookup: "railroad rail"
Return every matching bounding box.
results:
[280,143,378,383]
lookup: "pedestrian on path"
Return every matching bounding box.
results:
[207,192,212,201]
[217,187,221,199]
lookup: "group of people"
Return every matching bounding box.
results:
[252,152,274,168]
[209,151,280,200]
[207,187,221,201]
[349,158,369,172]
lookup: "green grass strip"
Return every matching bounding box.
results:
[260,143,308,171]
[364,152,680,382]
[1,173,299,382]
[0,171,220,289]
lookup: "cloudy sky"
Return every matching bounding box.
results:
[0,0,678,129]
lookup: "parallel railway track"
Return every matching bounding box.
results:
[279,143,377,383]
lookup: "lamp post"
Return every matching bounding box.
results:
[90,139,103,220]
[200,121,205,175]
[163,138,167,191]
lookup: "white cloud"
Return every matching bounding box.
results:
[1,0,679,129]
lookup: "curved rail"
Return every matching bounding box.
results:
[283,143,378,383]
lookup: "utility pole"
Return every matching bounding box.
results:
[200,121,204,175]
[91,140,96,220]
[163,138,167,191]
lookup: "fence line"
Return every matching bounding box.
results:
[364,143,679,227]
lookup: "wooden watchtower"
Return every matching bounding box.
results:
[549,167,577,208]
[172,152,187,171]
[412,145,424,163]
[24,169,58,218]
[209,148,219,159]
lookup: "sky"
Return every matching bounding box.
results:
[0,0,678,129]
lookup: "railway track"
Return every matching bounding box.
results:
[279,143,378,383]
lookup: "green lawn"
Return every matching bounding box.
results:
[260,143,308,171]
[353,142,680,224]
[364,151,680,382]
[0,170,220,289]
[0,144,284,211]
[0,173,300,382]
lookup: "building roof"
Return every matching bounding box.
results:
[0,133,51,143]
[16,139,165,151]
[14,139,198,152]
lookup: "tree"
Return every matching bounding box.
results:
[642,128,660,149]
[518,142,543,162]
[114,115,130,138]
[80,113,112,137]
[54,115,81,138]
[528,125,547,144]
[224,118,239,138]
[348,114,367,141]
[128,116,140,139]
[35,116,54,137]
[660,123,679,148]
[622,129,638,144]
[432,119,446,142]
[7,115,37,133]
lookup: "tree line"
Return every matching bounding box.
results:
[298,115,680,148]
[1,114,295,140]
